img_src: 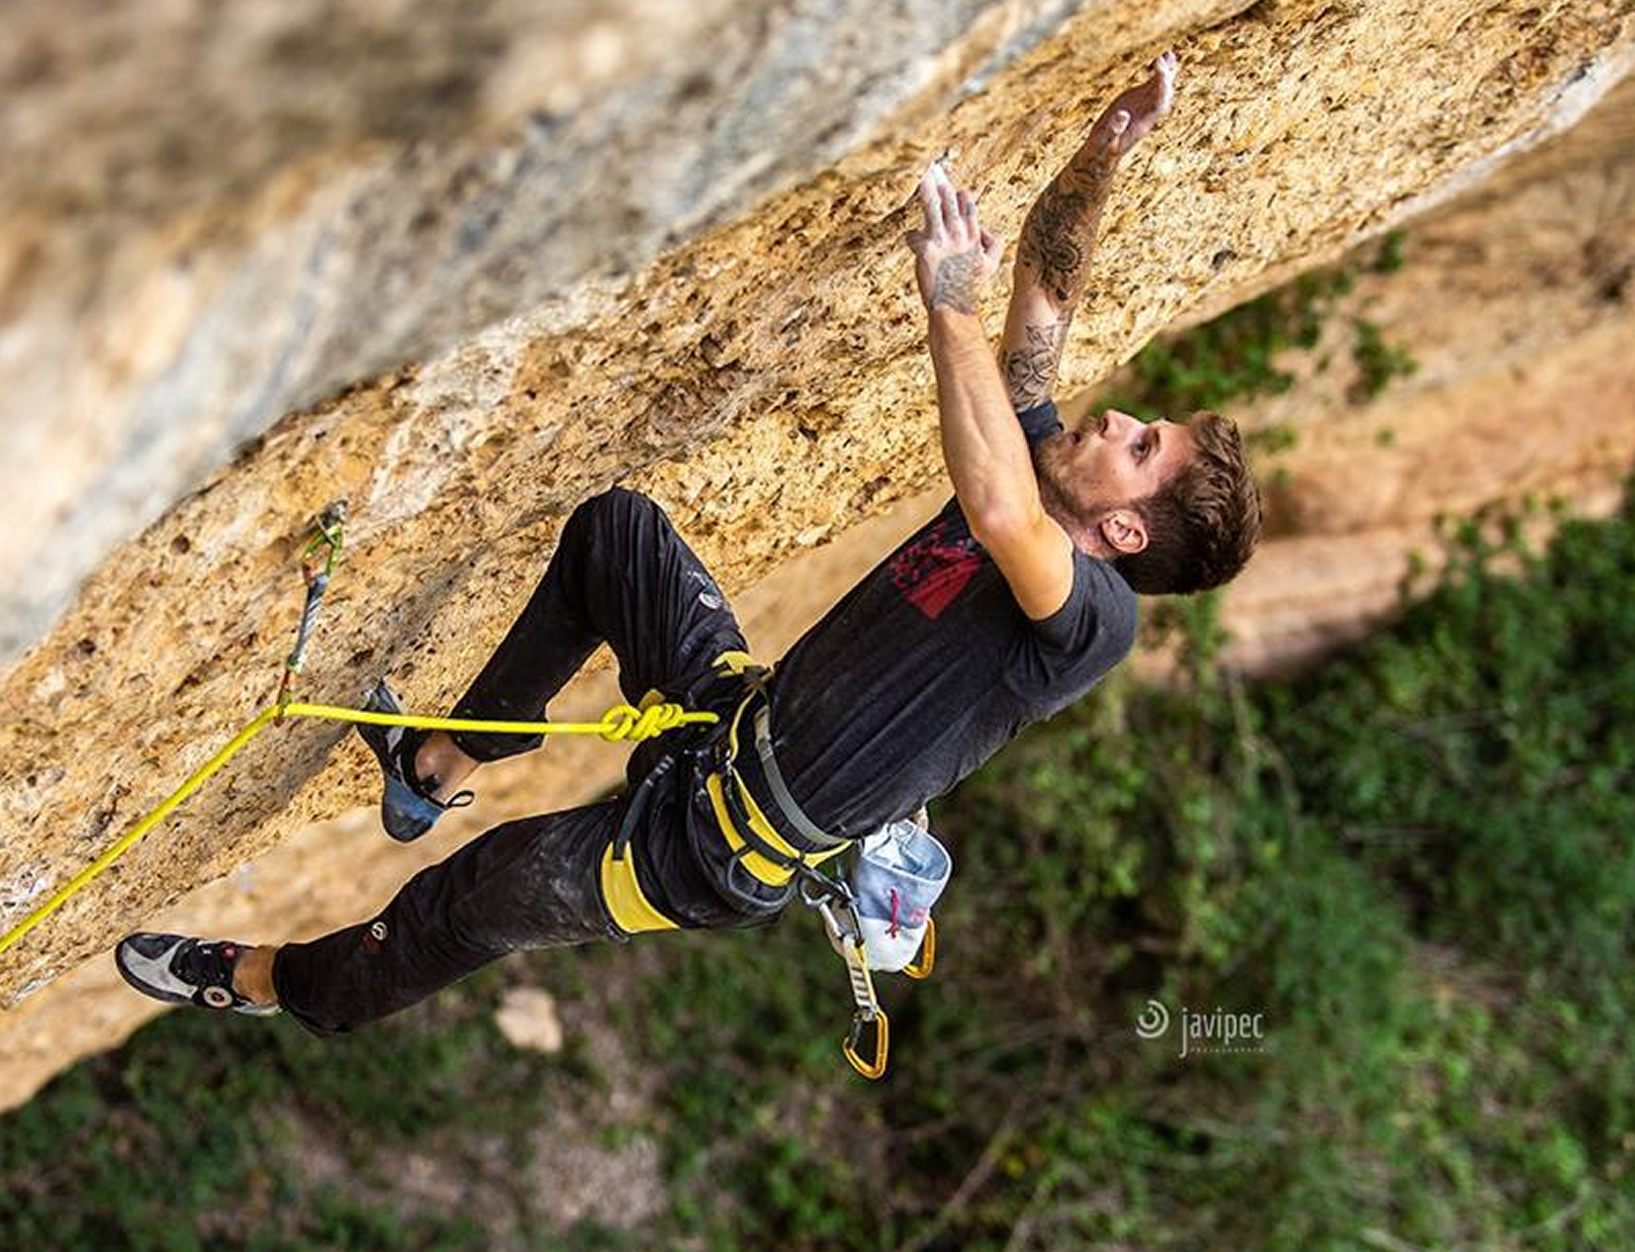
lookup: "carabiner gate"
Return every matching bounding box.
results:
[844,1009,890,1080]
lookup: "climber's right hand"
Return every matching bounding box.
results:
[904,160,1004,316]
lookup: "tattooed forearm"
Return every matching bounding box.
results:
[1000,317,1071,410]
[1018,149,1118,307]
[930,248,985,314]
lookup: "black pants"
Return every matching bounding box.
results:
[272,489,766,1036]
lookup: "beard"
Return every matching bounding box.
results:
[1033,432,1092,534]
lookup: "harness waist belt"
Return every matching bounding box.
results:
[747,704,848,852]
[707,686,850,889]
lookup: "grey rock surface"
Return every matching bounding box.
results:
[0,0,1078,667]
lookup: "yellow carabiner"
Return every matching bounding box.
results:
[903,916,936,980]
[844,1010,890,1080]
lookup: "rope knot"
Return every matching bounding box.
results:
[598,701,689,742]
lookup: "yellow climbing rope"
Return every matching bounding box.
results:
[0,504,717,959]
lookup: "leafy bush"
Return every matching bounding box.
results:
[1097,231,1417,428]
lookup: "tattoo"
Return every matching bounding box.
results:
[1001,317,1071,410]
[1018,148,1117,306]
[930,248,984,314]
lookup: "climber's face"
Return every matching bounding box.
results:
[1033,408,1195,556]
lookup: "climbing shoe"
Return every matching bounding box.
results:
[114,933,280,1016]
[357,679,473,843]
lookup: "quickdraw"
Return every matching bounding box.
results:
[276,500,347,711]
[795,855,937,1082]
[800,869,891,1080]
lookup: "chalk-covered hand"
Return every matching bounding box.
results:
[1085,50,1178,163]
[904,160,1004,315]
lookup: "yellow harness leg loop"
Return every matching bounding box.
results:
[598,844,680,934]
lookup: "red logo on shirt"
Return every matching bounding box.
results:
[891,519,983,619]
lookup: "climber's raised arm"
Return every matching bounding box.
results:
[999,51,1178,412]
[906,162,1075,621]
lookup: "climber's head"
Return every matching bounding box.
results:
[1034,407,1261,595]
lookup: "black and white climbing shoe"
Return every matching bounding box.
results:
[115,933,280,1016]
[356,679,474,843]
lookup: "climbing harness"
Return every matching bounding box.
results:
[0,502,717,959]
[705,680,853,906]
[702,680,953,1079]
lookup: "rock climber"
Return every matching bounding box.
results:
[116,52,1261,1029]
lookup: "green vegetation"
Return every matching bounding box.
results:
[1098,265,1356,420]
[612,485,1635,1250]
[1371,230,1408,274]
[0,968,613,1250]
[1098,229,1417,442]
[1351,316,1419,401]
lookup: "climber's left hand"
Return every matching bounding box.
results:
[1084,50,1178,163]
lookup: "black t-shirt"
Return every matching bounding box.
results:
[765,401,1139,839]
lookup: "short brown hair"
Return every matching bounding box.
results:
[1113,412,1261,595]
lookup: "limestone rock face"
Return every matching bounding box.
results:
[1,0,1633,1106]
